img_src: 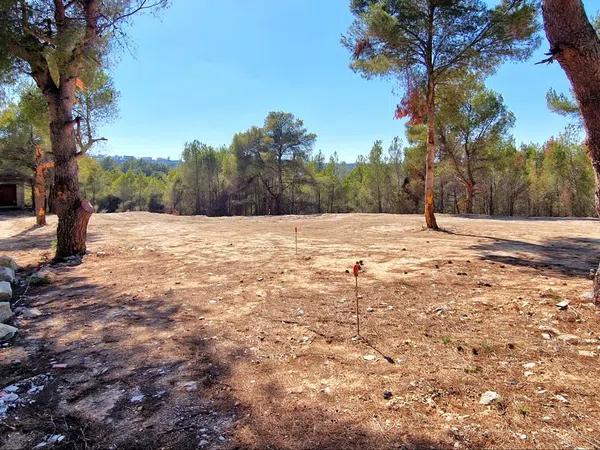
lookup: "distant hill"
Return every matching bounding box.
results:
[93,155,182,168]
[92,155,352,173]
[338,162,356,177]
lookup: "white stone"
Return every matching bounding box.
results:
[183,381,198,392]
[578,350,597,357]
[0,303,13,323]
[555,300,569,310]
[479,391,501,405]
[15,307,42,319]
[0,323,17,341]
[0,267,15,283]
[557,334,579,344]
[363,354,377,361]
[581,291,594,301]
[555,394,569,403]
[0,282,11,301]
[522,362,536,370]
[0,257,17,272]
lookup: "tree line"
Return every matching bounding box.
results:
[72,106,594,218]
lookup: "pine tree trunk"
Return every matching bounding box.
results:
[34,145,54,227]
[424,78,438,229]
[46,83,93,260]
[542,0,600,303]
[465,183,475,214]
[34,146,47,226]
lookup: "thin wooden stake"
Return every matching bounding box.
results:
[353,262,361,337]
[355,275,360,336]
[295,226,298,255]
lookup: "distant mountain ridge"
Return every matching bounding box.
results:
[92,155,354,172]
[93,154,182,167]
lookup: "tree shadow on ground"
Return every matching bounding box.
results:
[0,227,99,253]
[0,210,34,221]
[0,264,240,449]
[445,230,600,278]
[451,214,600,223]
[0,263,452,449]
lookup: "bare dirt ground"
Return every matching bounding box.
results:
[1,212,599,450]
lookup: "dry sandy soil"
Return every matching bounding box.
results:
[0,212,599,449]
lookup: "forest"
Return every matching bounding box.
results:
[2,102,596,219]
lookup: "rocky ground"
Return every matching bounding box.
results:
[0,211,599,449]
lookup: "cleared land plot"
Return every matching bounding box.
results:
[1,212,599,449]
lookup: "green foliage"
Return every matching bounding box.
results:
[344,0,540,84]
[0,85,47,173]
[62,115,596,219]
[438,79,514,211]
[546,88,580,119]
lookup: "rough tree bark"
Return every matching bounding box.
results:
[424,77,439,230]
[542,0,600,303]
[46,82,93,258]
[464,182,475,215]
[33,145,54,226]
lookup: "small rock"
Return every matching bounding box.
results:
[383,390,393,400]
[479,391,501,405]
[34,434,65,448]
[0,257,17,272]
[555,300,570,310]
[538,325,561,336]
[0,302,13,323]
[51,363,67,369]
[578,350,596,357]
[524,371,534,377]
[130,387,145,403]
[0,282,12,302]
[183,381,198,392]
[0,323,17,341]
[208,299,218,304]
[15,307,42,319]
[363,354,377,361]
[541,333,552,340]
[522,362,536,370]
[557,334,579,344]
[542,416,551,422]
[0,267,15,283]
[519,434,527,440]
[554,394,569,403]
[29,271,52,286]
[257,277,264,281]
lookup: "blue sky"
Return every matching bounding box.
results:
[97,0,598,162]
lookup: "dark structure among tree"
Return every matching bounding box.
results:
[0,169,31,209]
